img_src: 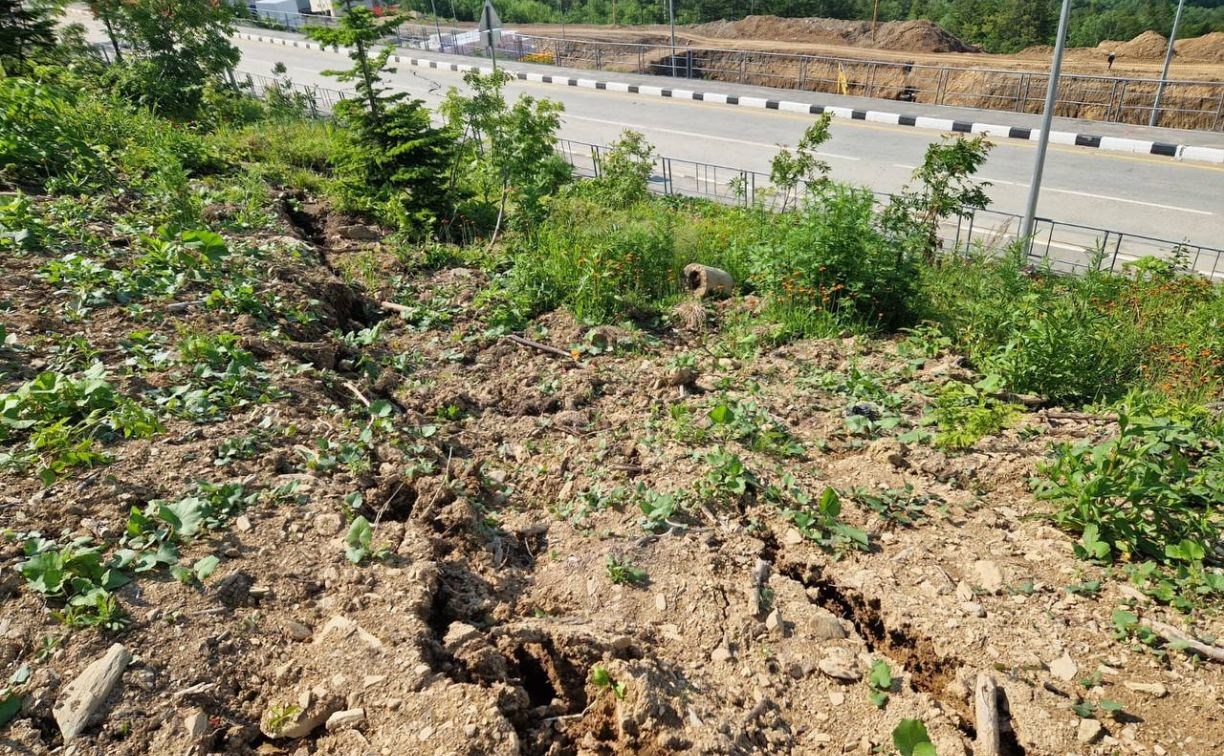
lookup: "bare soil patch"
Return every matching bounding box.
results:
[2,198,1223,755]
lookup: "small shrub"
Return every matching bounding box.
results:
[511,196,679,322]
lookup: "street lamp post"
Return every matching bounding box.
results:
[1019,0,1073,257]
[1149,0,1186,127]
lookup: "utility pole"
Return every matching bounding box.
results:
[669,0,677,77]
[429,0,443,52]
[1149,0,1186,128]
[871,0,879,43]
[1019,0,1072,256]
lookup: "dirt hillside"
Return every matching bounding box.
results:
[4,191,1224,755]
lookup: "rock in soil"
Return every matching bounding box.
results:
[53,644,132,741]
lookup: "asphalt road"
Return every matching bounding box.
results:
[67,9,1224,273]
[238,38,1221,240]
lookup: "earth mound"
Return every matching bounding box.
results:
[689,14,978,53]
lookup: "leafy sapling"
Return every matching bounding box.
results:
[868,659,893,708]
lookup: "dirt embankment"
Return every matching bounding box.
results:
[4,192,1224,755]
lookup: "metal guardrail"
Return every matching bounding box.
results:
[555,138,1224,279]
[236,12,1224,132]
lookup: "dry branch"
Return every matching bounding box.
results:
[504,334,574,360]
[1144,620,1224,662]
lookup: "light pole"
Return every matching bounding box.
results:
[428,0,444,52]
[668,0,677,77]
[1149,0,1186,127]
[1019,0,1073,256]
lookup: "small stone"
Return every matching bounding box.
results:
[314,513,343,535]
[828,690,845,706]
[974,560,1005,593]
[783,528,805,545]
[765,609,782,633]
[711,647,733,663]
[961,601,986,618]
[185,708,208,740]
[1049,652,1078,682]
[1123,681,1168,698]
[464,723,477,737]
[235,515,252,532]
[1154,745,1167,755]
[655,594,667,612]
[285,621,311,642]
[1077,718,1103,744]
[325,708,366,731]
[955,581,974,602]
[418,724,435,741]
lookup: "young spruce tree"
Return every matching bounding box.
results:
[0,0,58,76]
[306,4,452,231]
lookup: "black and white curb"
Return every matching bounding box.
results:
[238,32,1224,166]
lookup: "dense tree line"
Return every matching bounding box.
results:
[426,0,1224,54]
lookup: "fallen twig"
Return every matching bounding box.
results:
[1144,619,1224,662]
[166,300,206,313]
[380,301,413,315]
[342,381,371,408]
[974,672,1001,756]
[505,334,574,360]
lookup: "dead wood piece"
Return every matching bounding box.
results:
[505,334,574,360]
[1144,619,1224,662]
[974,672,1001,756]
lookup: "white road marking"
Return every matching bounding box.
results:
[563,114,861,161]
[981,177,1212,215]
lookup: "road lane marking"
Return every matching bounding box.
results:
[980,177,1213,215]
[563,114,861,160]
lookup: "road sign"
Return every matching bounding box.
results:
[478,0,501,49]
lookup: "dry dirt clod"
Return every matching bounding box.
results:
[1124,681,1169,698]
[974,560,1005,593]
[809,609,848,640]
[818,649,860,682]
[325,707,366,731]
[285,621,312,642]
[185,708,209,740]
[1049,652,1078,682]
[1077,717,1104,744]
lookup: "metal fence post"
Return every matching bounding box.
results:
[739,52,746,84]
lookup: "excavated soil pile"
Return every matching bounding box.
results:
[1178,31,1224,62]
[1114,30,1171,60]
[690,15,979,53]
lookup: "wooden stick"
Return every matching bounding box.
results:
[974,672,1002,756]
[342,381,371,408]
[1144,620,1224,662]
[380,301,414,315]
[504,334,574,360]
